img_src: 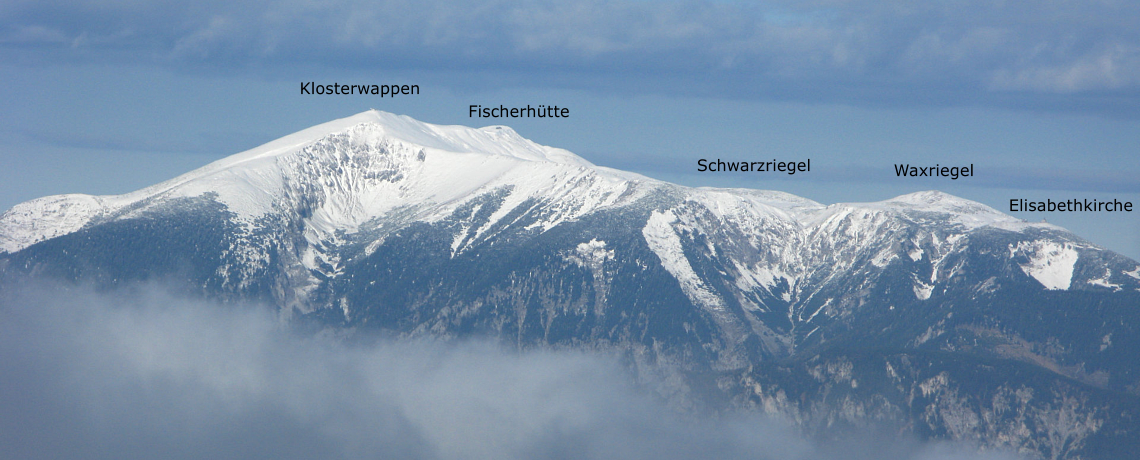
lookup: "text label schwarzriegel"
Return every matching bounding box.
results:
[697,159,810,175]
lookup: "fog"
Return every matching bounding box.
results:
[0,281,1021,460]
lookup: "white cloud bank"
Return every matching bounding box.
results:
[0,280,1021,460]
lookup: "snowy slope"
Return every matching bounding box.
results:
[0,111,647,254]
[1,109,1130,303]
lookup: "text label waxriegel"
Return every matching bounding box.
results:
[894,163,973,180]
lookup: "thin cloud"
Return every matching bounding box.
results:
[2,0,1139,112]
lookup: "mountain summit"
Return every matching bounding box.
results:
[0,110,602,254]
[3,111,1139,459]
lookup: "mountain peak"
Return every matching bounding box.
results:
[356,110,593,166]
[210,110,593,169]
[881,190,1000,215]
[0,112,1076,255]
[882,190,1041,231]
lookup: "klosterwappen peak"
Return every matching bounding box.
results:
[249,110,597,166]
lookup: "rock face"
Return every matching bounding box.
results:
[3,110,1139,459]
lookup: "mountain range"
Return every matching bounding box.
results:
[3,110,1139,459]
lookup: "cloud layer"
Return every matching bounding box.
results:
[0,280,1022,460]
[3,0,1139,110]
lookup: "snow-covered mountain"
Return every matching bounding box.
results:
[3,110,1139,459]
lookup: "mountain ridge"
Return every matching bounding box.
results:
[3,110,1139,459]
[0,110,1072,257]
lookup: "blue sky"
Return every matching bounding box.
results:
[1,0,1138,259]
